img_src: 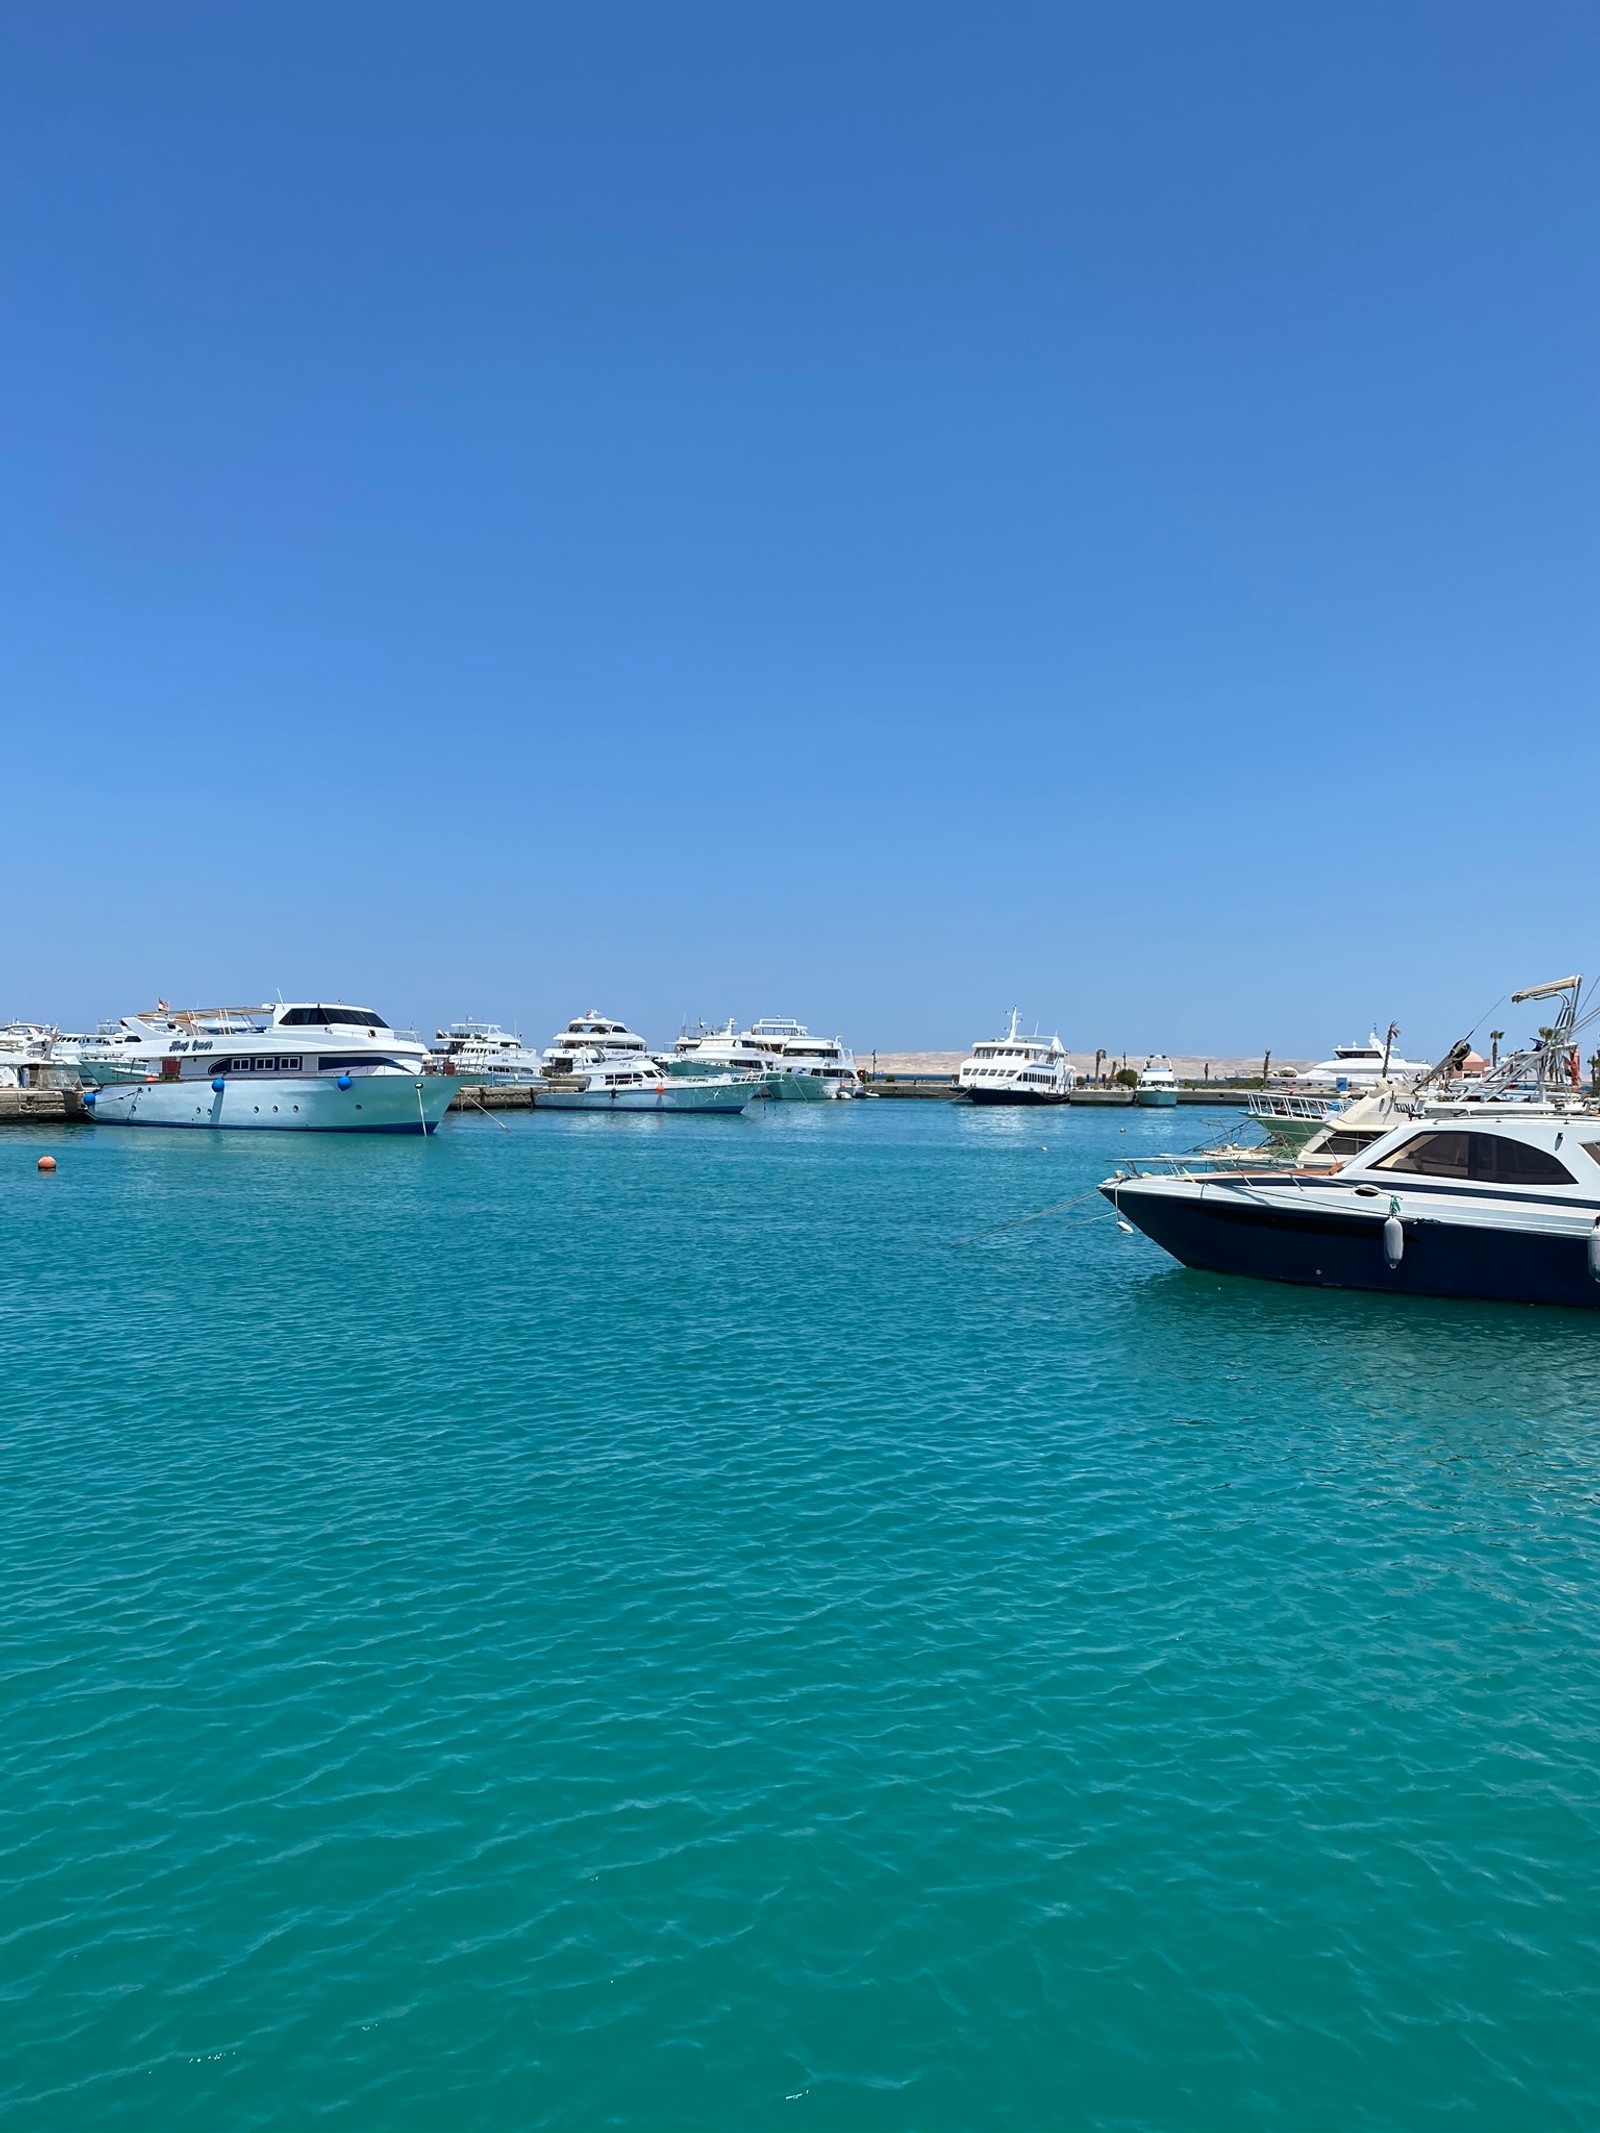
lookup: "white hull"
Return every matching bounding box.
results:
[540,1080,754,1113]
[86,1073,457,1134]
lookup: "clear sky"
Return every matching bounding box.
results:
[4,3,1597,1058]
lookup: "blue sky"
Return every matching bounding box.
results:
[3,2,1597,1057]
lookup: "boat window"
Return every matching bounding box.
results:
[1374,1130,1574,1185]
[1373,1133,1472,1178]
[255,1058,271,1071]
[1582,1143,1600,1170]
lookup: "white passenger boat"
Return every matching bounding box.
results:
[957,1010,1076,1105]
[83,1001,457,1133]
[1134,1057,1178,1107]
[434,1020,544,1084]
[539,1056,757,1113]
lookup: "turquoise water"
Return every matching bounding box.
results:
[4,1101,1599,2129]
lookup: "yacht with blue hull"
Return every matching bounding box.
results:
[1105,974,1600,1308]
[84,1002,458,1133]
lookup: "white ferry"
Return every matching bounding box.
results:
[83,1002,457,1134]
[957,1010,1076,1105]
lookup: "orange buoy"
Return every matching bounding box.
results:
[37,1155,56,1173]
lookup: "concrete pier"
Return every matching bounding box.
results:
[0,1088,86,1124]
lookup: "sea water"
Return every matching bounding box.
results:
[2,1101,1598,2129]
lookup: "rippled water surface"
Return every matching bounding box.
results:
[4,1100,1600,2129]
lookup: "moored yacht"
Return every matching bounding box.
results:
[957,1010,1075,1105]
[771,1029,862,1098]
[539,1055,757,1113]
[672,1018,831,1099]
[1287,1027,1432,1092]
[1104,1108,1600,1309]
[1134,1056,1178,1107]
[434,1020,544,1084]
[1107,975,1600,1305]
[544,1011,651,1075]
[84,1002,457,1133]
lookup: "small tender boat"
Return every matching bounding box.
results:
[1134,1056,1178,1107]
[84,1001,457,1133]
[957,1010,1075,1105]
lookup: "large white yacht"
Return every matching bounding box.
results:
[433,1020,544,1084]
[83,1002,457,1133]
[673,1017,849,1100]
[769,1028,862,1098]
[957,1010,1076,1105]
[544,1011,651,1075]
[1287,1028,1432,1091]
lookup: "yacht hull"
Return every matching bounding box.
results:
[85,1074,458,1134]
[1134,1089,1178,1107]
[1103,1180,1600,1310]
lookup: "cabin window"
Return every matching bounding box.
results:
[1581,1143,1600,1170]
[255,1058,271,1072]
[1374,1131,1573,1185]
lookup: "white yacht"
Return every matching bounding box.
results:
[539,1055,757,1113]
[1134,1056,1178,1107]
[771,1029,861,1098]
[544,1011,652,1075]
[1287,1028,1432,1091]
[671,1018,828,1100]
[745,1017,858,1098]
[957,1010,1076,1105]
[84,1001,457,1133]
[434,1020,544,1084]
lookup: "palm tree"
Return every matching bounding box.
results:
[1489,1028,1504,1067]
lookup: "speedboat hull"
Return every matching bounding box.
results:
[85,1073,458,1134]
[1102,1174,1600,1310]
